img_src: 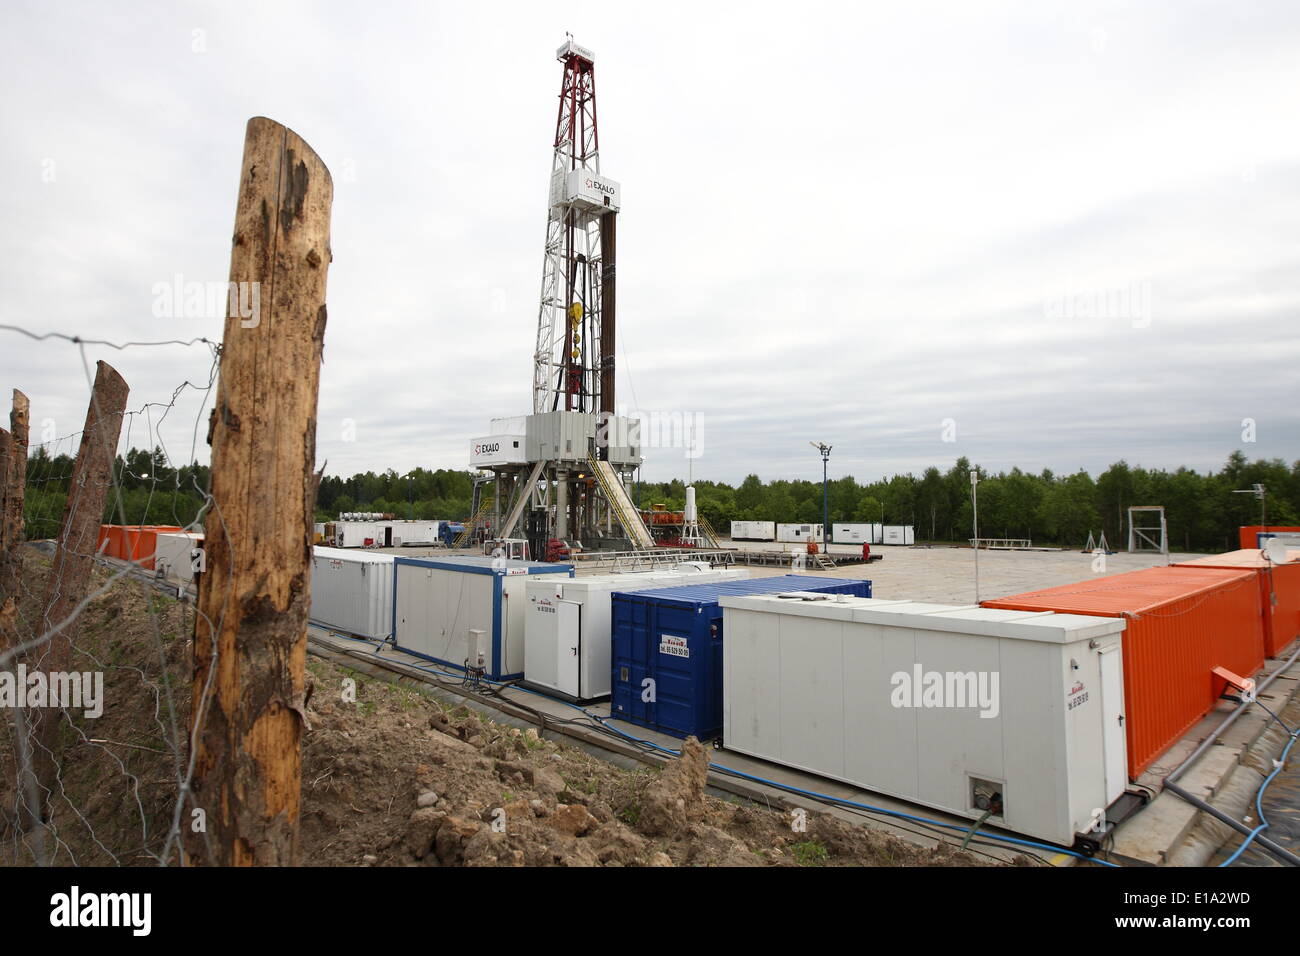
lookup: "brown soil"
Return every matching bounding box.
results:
[0,551,1012,867]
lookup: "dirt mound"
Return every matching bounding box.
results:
[639,735,710,836]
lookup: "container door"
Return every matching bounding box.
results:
[1099,646,1127,803]
[557,600,581,697]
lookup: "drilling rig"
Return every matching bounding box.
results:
[463,38,651,558]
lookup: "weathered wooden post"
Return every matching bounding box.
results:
[187,117,332,866]
[0,389,30,601]
[30,362,129,826]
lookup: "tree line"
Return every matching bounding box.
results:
[21,446,1296,554]
[636,452,1297,552]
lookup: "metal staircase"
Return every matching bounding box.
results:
[587,453,656,549]
[811,551,837,572]
[698,515,723,549]
[454,492,495,548]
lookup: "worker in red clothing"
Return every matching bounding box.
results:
[862,542,871,561]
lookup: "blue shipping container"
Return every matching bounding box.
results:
[610,575,871,740]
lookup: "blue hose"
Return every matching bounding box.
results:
[1218,727,1299,867]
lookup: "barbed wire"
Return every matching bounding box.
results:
[0,324,217,352]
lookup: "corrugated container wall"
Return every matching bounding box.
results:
[721,597,1129,846]
[610,574,871,740]
[394,556,574,680]
[523,567,750,701]
[882,525,916,545]
[832,523,882,544]
[310,547,396,641]
[776,523,824,544]
[1176,550,1300,658]
[982,565,1265,777]
[729,521,775,541]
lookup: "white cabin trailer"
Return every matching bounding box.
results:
[309,547,396,641]
[523,566,750,701]
[333,521,382,548]
[882,525,916,545]
[730,521,776,541]
[776,523,824,544]
[832,523,882,544]
[393,556,574,681]
[378,520,443,547]
[154,532,205,586]
[720,596,1129,847]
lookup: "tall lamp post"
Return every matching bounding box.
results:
[810,441,832,550]
[403,471,416,520]
[971,467,980,602]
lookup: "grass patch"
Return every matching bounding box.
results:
[791,840,829,867]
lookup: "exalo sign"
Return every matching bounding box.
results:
[469,434,527,468]
[563,169,621,213]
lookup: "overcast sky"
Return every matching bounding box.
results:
[2,0,1297,486]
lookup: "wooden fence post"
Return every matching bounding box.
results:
[0,389,30,602]
[30,362,129,827]
[187,117,332,866]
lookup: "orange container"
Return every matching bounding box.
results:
[1177,550,1300,659]
[96,525,132,560]
[983,566,1265,778]
[1238,525,1300,550]
[97,525,183,570]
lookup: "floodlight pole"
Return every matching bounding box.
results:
[971,467,980,603]
[810,442,831,550]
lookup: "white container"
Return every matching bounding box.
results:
[470,434,527,469]
[525,411,596,463]
[776,523,824,544]
[154,532,204,585]
[730,521,775,541]
[882,525,915,545]
[561,168,621,214]
[310,547,395,640]
[523,566,750,700]
[720,595,1129,847]
[333,521,382,548]
[394,556,574,680]
[379,520,443,546]
[310,548,395,639]
[831,523,882,544]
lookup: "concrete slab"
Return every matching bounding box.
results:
[1111,792,1201,864]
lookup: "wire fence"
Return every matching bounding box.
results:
[0,326,225,866]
